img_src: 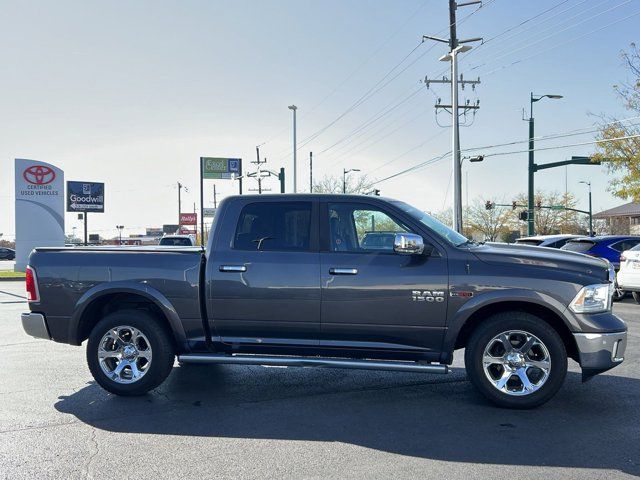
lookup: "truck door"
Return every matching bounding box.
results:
[319,201,447,353]
[207,199,320,346]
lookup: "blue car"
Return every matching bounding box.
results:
[561,235,640,268]
[561,235,640,299]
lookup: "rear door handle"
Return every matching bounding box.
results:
[219,265,247,273]
[329,267,358,275]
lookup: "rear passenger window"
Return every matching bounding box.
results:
[234,202,311,251]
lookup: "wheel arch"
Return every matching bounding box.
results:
[444,298,579,365]
[70,282,188,350]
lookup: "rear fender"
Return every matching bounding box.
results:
[69,281,187,348]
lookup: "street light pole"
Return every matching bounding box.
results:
[527,92,563,235]
[288,105,298,193]
[116,225,124,245]
[343,168,360,194]
[579,180,593,236]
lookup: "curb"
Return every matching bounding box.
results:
[0,277,24,282]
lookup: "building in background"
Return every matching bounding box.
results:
[594,202,640,235]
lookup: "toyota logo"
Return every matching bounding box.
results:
[23,165,56,185]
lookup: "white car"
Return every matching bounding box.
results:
[158,235,195,247]
[616,244,640,303]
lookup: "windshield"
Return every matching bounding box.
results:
[392,201,469,247]
[561,240,595,253]
[159,237,192,246]
[515,239,543,246]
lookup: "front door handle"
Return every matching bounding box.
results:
[219,265,247,273]
[329,267,358,275]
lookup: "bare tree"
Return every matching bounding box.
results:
[513,191,582,235]
[312,174,373,194]
[466,198,514,242]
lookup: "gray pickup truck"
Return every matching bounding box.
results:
[22,194,627,408]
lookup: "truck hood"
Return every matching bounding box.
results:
[470,242,609,280]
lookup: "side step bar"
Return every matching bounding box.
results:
[177,353,448,374]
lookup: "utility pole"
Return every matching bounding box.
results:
[247,155,270,194]
[288,105,298,192]
[177,182,183,227]
[213,184,217,209]
[309,151,313,193]
[423,0,482,233]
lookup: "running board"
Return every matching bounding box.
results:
[177,353,448,374]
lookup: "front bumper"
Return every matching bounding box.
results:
[573,330,627,381]
[21,312,50,340]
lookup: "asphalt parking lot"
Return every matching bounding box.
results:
[1,280,639,480]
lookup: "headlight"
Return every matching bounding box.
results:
[569,284,611,314]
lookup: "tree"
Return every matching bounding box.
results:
[513,191,584,235]
[465,198,514,242]
[312,174,373,194]
[595,43,640,200]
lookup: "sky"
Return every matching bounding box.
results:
[1,0,639,240]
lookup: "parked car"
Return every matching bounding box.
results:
[21,194,626,409]
[561,235,640,300]
[515,234,581,249]
[158,235,195,246]
[616,243,640,303]
[0,247,15,260]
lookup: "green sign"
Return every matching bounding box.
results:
[201,157,242,179]
[550,205,564,210]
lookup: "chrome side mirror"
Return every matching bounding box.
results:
[394,233,425,255]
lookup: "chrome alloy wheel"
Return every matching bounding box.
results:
[97,325,152,384]
[482,330,551,396]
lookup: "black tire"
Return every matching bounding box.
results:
[464,312,567,409]
[87,310,175,396]
[632,292,640,304]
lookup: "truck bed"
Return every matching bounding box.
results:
[28,247,204,346]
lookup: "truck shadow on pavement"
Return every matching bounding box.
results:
[55,365,640,476]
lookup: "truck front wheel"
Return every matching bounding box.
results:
[464,312,567,409]
[87,310,175,396]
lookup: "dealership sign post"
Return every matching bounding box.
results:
[199,157,242,247]
[66,181,105,244]
[14,159,65,271]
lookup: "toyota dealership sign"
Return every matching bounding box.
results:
[14,159,65,271]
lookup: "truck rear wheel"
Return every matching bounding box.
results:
[87,310,175,396]
[464,312,567,409]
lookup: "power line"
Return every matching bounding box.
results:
[371,132,640,187]
[481,133,640,158]
[276,0,495,161]
[480,7,640,77]
[257,0,432,147]
[465,0,594,68]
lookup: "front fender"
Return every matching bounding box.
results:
[441,288,573,362]
[69,280,188,349]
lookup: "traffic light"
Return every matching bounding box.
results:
[519,210,528,221]
[485,200,494,210]
[373,189,380,196]
[512,201,517,210]
[536,201,542,210]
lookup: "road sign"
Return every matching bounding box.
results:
[201,157,242,179]
[550,205,564,210]
[180,213,197,225]
[66,181,104,213]
[203,208,217,217]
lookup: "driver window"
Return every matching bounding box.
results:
[327,203,410,253]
